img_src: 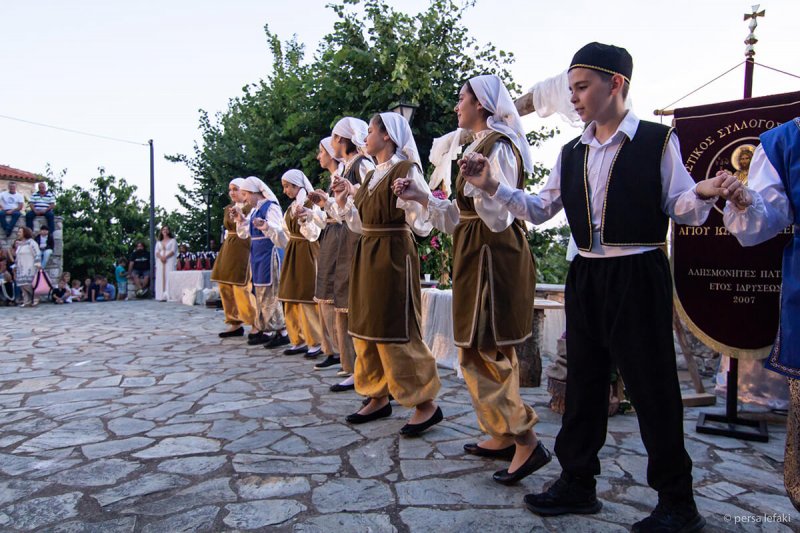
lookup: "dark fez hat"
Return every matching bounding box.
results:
[569,42,633,83]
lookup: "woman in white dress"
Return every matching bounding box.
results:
[154,225,177,301]
[11,227,41,307]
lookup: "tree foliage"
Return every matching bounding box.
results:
[44,167,180,282]
[169,0,570,282]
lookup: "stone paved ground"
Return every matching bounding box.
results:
[0,301,797,532]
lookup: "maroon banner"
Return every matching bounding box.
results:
[672,91,800,359]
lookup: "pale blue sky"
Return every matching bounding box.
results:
[1,0,798,211]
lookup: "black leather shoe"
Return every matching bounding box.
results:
[265,334,290,348]
[284,345,308,355]
[330,382,355,392]
[314,355,341,370]
[493,441,552,485]
[464,442,516,460]
[631,501,705,533]
[247,333,273,346]
[400,406,443,437]
[247,331,260,340]
[524,474,602,516]
[345,402,392,424]
[219,327,244,338]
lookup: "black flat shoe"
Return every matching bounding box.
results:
[265,334,290,348]
[219,327,244,338]
[247,333,274,346]
[400,406,443,437]
[314,355,341,370]
[345,402,392,424]
[330,382,355,392]
[361,394,393,406]
[284,345,308,355]
[247,331,260,340]
[304,346,322,359]
[464,442,516,460]
[493,441,552,485]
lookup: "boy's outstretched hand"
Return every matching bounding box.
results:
[696,170,743,201]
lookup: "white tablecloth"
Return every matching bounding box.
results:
[420,288,565,378]
[420,288,461,377]
[167,270,215,305]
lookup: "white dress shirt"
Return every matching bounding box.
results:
[723,144,794,246]
[492,111,716,258]
[426,129,519,234]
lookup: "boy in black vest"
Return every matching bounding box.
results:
[460,42,742,532]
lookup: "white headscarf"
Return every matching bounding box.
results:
[467,74,534,173]
[281,169,314,206]
[320,137,341,162]
[379,112,421,168]
[332,117,369,150]
[240,176,279,204]
[229,177,247,189]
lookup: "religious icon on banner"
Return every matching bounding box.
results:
[672,91,800,359]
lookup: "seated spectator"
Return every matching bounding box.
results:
[100,276,117,302]
[129,242,150,297]
[87,276,114,302]
[115,258,128,300]
[25,182,56,231]
[34,225,54,268]
[0,257,14,306]
[70,279,84,302]
[51,279,71,304]
[1,181,25,238]
[87,277,100,302]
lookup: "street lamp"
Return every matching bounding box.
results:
[389,101,418,124]
[202,190,211,251]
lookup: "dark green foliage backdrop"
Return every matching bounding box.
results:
[167,0,571,282]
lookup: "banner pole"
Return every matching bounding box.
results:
[695,4,769,442]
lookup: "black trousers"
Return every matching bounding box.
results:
[554,250,694,504]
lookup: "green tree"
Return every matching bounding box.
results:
[45,167,180,282]
[169,0,570,283]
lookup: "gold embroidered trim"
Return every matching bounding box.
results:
[579,145,593,252]
[569,64,631,83]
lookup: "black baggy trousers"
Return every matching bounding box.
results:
[554,249,694,504]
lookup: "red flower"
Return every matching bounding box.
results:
[432,190,448,200]
[421,255,428,261]
[431,236,440,250]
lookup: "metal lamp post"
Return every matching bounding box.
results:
[389,101,418,124]
[203,190,211,251]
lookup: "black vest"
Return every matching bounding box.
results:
[560,120,672,251]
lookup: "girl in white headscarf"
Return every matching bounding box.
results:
[394,75,550,485]
[309,120,376,386]
[211,178,258,338]
[277,169,326,358]
[235,176,289,347]
[306,137,344,368]
[331,112,443,435]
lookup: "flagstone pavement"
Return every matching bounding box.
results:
[0,301,797,532]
